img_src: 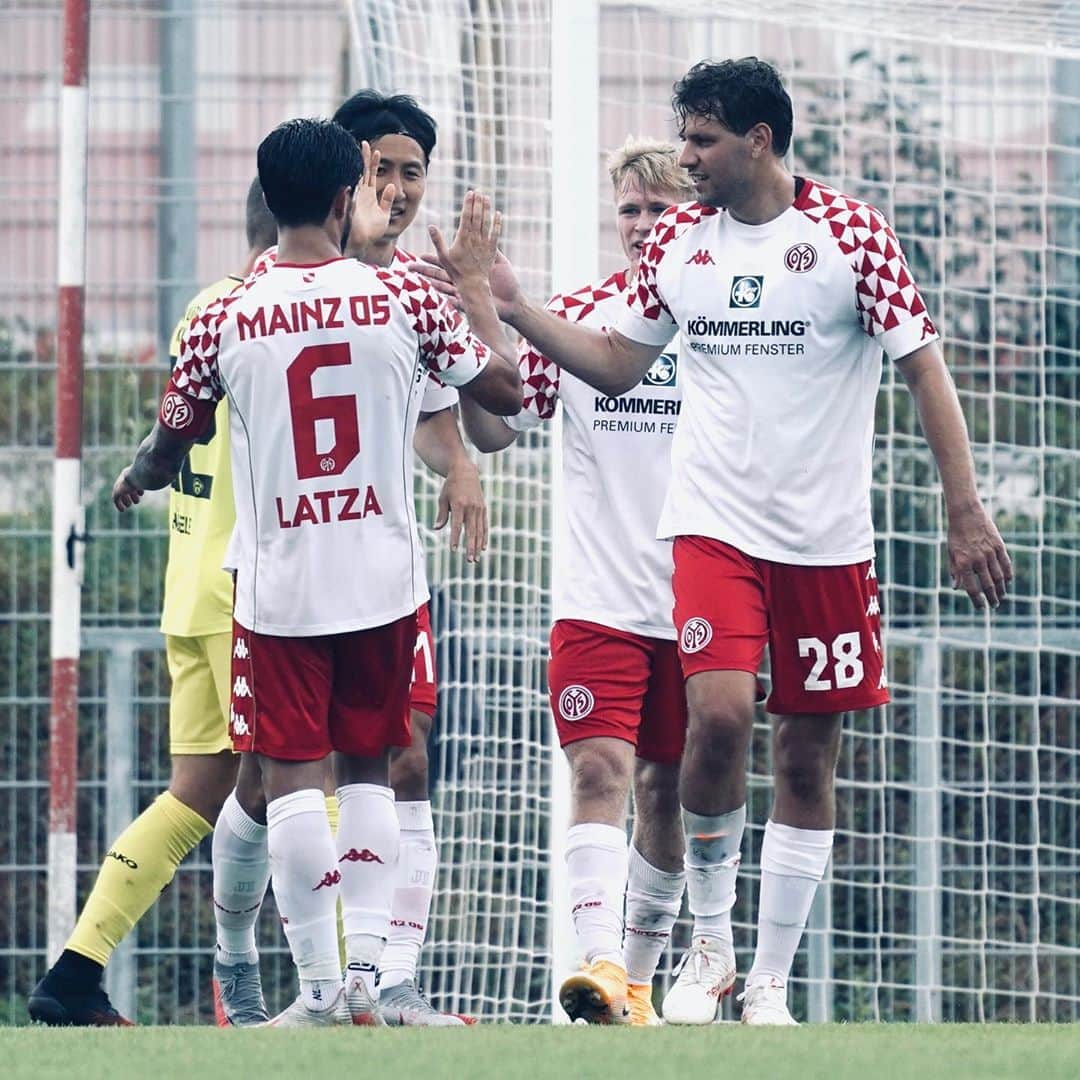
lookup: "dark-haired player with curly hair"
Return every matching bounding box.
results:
[471,56,1010,1025]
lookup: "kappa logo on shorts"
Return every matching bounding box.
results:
[233,637,249,660]
[680,617,713,654]
[230,709,250,737]
[558,684,595,722]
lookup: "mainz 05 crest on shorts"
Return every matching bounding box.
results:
[680,617,713,654]
[558,684,595,722]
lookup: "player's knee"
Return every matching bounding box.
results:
[633,759,681,821]
[390,743,429,800]
[569,740,632,805]
[686,698,751,767]
[773,719,840,804]
[773,739,833,804]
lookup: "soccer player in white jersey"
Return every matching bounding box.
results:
[468,58,1011,1025]
[216,92,484,1026]
[454,139,698,1025]
[111,118,521,1026]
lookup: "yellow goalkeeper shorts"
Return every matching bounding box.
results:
[165,632,234,755]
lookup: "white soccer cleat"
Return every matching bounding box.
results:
[265,989,350,1028]
[661,937,736,1025]
[737,977,798,1026]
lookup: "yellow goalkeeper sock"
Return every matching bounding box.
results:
[66,791,211,967]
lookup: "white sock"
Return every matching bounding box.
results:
[379,800,438,990]
[566,822,629,967]
[683,805,745,949]
[747,819,834,989]
[337,782,399,992]
[212,790,270,966]
[623,846,684,985]
[266,789,343,1010]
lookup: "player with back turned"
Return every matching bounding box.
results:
[468,58,1011,1025]
[214,91,490,1027]
[110,118,521,1026]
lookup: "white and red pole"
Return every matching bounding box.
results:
[48,0,90,963]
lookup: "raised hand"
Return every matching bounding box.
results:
[408,247,523,321]
[428,191,502,288]
[345,141,396,257]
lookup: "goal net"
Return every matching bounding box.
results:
[343,0,1080,1023]
[1,0,1076,1024]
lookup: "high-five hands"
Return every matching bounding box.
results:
[345,141,396,257]
[427,191,502,289]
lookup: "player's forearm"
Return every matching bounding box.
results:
[899,348,981,515]
[414,407,473,478]
[503,299,639,397]
[125,424,191,491]
[456,277,516,368]
[459,395,518,453]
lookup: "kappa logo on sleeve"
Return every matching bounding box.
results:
[729,276,763,309]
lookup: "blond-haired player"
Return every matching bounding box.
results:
[455,138,712,1025]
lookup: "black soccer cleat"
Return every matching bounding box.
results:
[28,957,134,1027]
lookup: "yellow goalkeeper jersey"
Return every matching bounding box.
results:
[159,274,242,637]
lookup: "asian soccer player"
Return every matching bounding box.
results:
[458,58,1011,1025]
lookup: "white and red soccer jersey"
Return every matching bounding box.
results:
[614,178,939,566]
[161,256,490,636]
[508,270,682,639]
[252,244,459,414]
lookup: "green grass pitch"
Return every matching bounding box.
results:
[3,1023,1079,1080]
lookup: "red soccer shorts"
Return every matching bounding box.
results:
[229,612,416,760]
[409,602,437,718]
[672,536,890,715]
[548,619,688,765]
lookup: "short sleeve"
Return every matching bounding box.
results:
[420,375,460,413]
[612,237,678,347]
[852,208,940,360]
[159,299,229,436]
[376,268,490,388]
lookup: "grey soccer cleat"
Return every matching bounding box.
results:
[265,989,350,1028]
[378,978,467,1027]
[345,967,387,1027]
[212,953,270,1027]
